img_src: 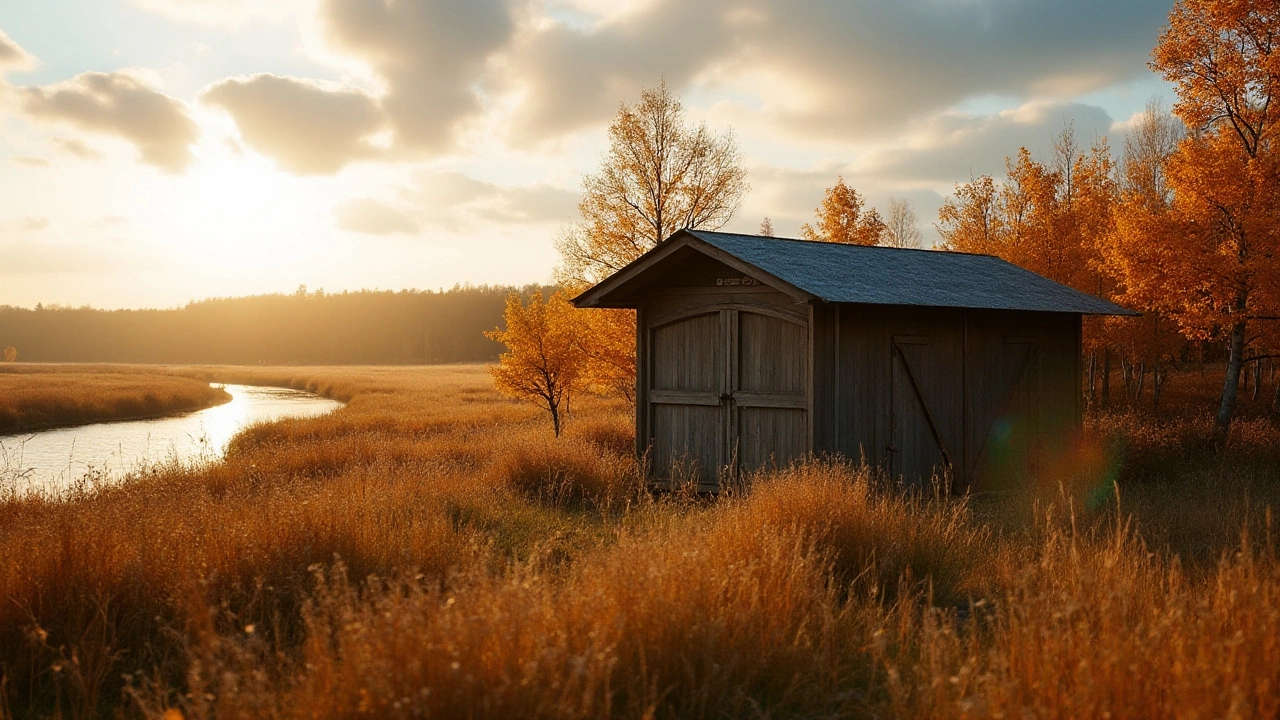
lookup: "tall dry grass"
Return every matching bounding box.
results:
[0,364,1278,718]
[0,365,229,433]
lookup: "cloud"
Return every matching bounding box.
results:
[9,156,51,167]
[52,137,103,161]
[333,198,419,235]
[402,171,579,230]
[500,2,734,143]
[497,0,1171,144]
[202,74,386,175]
[19,72,199,172]
[319,0,515,151]
[0,29,35,72]
[20,217,49,231]
[860,102,1118,186]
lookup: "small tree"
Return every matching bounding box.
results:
[883,197,922,248]
[3,347,15,362]
[486,290,586,436]
[800,177,886,245]
[758,216,774,236]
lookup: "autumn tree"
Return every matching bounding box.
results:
[800,177,886,245]
[557,80,749,286]
[486,290,587,437]
[1098,98,1188,406]
[936,174,1002,254]
[556,80,748,405]
[1105,0,1280,430]
[3,347,15,362]
[883,197,922,248]
[758,216,774,236]
[938,128,1114,292]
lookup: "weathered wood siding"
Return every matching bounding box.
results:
[812,304,1081,491]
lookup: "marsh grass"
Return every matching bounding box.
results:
[0,365,230,434]
[0,364,1278,718]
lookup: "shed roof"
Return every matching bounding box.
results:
[573,230,1137,316]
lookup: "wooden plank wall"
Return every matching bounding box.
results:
[812,305,1082,491]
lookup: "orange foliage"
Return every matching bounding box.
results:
[578,307,636,405]
[1104,0,1280,427]
[486,291,587,436]
[800,176,886,245]
[940,129,1112,296]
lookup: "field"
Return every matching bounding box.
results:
[2,364,1280,718]
[0,365,230,434]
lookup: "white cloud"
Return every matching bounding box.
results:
[19,71,199,172]
[202,74,386,175]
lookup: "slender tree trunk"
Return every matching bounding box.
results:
[550,402,562,437]
[1216,322,1248,432]
[1273,374,1280,415]
[1153,366,1166,410]
[1087,351,1097,408]
[1135,362,1146,401]
[1102,349,1112,406]
[1251,360,1261,402]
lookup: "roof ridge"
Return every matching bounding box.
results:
[685,229,999,260]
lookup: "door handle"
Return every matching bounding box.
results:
[720,392,734,404]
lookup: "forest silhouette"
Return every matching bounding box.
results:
[0,285,551,365]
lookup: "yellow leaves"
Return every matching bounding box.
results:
[486,291,588,435]
[560,80,748,287]
[800,177,885,246]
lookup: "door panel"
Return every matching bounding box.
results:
[738,311,806,394]
[970,340,1038,489]
[652,404,725,483]
[649,312,725,484]
[653,313,722,391]
[734,310,808,475]
[737,408,807,473]
[891,336,962,486]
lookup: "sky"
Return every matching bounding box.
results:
[0,0,1177,310]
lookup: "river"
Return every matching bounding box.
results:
[0,384,344,496]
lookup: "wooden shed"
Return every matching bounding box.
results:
[573,230,1135,492]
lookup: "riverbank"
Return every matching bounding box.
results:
[0,365,231,434]
[2,364,1279,717]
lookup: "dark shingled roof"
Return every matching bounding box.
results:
[576,230,1134,315]
[688,231,1135,314]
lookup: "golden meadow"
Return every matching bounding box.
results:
[2,364,1280,718]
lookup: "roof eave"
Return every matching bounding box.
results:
[571,230,818,309]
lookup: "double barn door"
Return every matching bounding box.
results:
[890,333,1040,487]
[648,307,808,487]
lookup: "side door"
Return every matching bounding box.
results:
[732,309,809,476]
[648,311,727,485]
[890,335,963,487]
[968,338,1038,489]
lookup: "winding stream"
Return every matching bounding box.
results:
[0,384,343,495]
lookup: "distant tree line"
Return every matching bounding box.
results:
[0,285,552,365]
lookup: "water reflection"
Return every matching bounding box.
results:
[0,384,343,495]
